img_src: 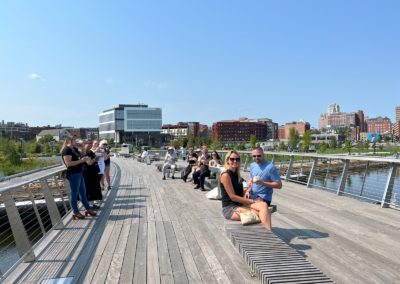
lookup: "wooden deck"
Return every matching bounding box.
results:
[4,157,400,283]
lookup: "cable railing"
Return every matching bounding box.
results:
[0,165,70,278]
[148,149,400,208]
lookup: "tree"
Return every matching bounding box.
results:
[0,139,22,166]
[288,128,300,151]
[302,131,312,152]
[278,142,287,151]
[318,142,328,153]
[38,134,55,144]
[249,134,257,149]
[344,140,352,155]
[329,136,337,149]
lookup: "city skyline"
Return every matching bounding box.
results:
[1,1,399,128]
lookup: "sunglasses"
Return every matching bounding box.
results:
[229,157,241,162]
[252,155,262,158]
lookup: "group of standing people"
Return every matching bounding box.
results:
[61,136,112,220]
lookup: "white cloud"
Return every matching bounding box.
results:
[144,80,168,90]
[27,73,45,81]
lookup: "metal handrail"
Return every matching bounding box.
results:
[0,165,70,276]
[148,150,400,208]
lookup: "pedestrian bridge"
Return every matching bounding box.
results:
[1,156,400,283]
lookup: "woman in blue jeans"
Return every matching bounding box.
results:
[61,137,97,220]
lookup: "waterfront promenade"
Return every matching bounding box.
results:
[3,157,400,283]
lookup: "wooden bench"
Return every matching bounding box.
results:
[225,223,334,284]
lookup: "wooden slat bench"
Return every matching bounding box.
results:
[225,223,334,284]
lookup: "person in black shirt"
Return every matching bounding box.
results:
[220,150,271,231]
[61,137,97,220]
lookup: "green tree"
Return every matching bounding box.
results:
[344,140,352,154]
[278,142,287,151]
[302,131,312,152]
[288,128,300,151]
[249,134,257,149]
[0,139,22,166]
[329,136,337,149]
[318,142,328,153]
[38,134,55,144]
[171,140,181,149]
[30,142,42,154]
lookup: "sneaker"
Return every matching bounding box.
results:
[171,176,175,179]
[162,176,166,180]
[194,185,200,189]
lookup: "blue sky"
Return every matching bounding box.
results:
[1,1,399,128]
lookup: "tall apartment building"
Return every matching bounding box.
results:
[393,106,400,140]
[318,104,366,140]
[99,104,163,146]
[367,117,392,134]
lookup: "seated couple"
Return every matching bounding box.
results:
[220,148,282,231]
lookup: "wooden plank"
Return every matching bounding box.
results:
[156,221,173,283]
[147,221,160,284]
[163,221,189,283]
[167,192,217,284]
[132,193,148,284]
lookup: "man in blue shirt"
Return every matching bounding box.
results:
[249,147,282,225]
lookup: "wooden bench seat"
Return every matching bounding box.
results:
[225,223,334,284]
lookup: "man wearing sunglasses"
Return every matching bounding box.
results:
[249,147,282,225]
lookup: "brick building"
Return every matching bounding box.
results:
[367,117,392,134]
[212,120,268,142]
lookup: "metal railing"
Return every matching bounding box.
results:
[0,165,70,278]
[148,150,400,208]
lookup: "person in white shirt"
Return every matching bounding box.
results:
[162,146,177,180]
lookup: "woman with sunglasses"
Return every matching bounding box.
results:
[220,150,272,231]
[61,137,97,220]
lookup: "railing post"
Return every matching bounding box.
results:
[271,154,275,164]
[53,175,69,214]
[27,190,46,236]
[359,161,369,196]
[337,159,350,196]
[381,164,397,208]
[307,157,318,188]
[285,156,294,181]
[2,191,35,262]
[40,178,64,229]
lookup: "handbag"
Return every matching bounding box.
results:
[238,210,261,226]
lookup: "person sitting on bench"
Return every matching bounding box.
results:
[220,150,272,232]
[162,146,177,180]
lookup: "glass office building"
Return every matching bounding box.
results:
[99,104,163,145]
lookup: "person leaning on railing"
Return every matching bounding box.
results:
[61,137,97,220]
[220,150,272,232]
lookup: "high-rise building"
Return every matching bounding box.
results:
[394,106,400,141]
[318,104,366,138]
[99,104,163,146]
